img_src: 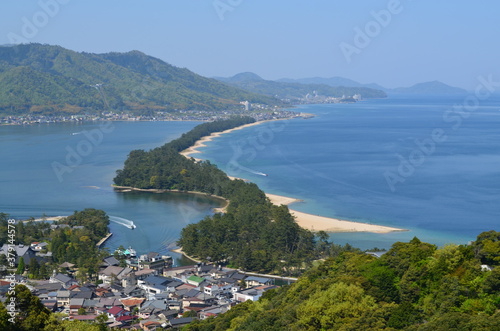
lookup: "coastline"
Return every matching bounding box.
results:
[266,193,405,234]
[180,120,276,160]
[113,185,230,213]
[178,120,407,234]
[30,216,66,222]
[171,247,202,263]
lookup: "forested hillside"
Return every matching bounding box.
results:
[0,44,281,115]
[186,232,500,330]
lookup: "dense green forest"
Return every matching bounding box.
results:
[0,209,109,280]
[0,44,282,115]
[114,117,343,274]
[215,72,387,99]
[114,117,255,192]
[185,232,500,331]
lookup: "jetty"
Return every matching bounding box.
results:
[96,233,113,248]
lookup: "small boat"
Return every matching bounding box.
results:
[126,246,137,258]
[130,224,136,230]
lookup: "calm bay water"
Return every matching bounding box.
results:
[1,96,499,253]
[0,121,224,263]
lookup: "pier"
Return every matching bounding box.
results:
[96,233,113,248]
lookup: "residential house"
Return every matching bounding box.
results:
[0,244,37,265]
[137,252,173,274]
[199,305,230,320]
[203,284,221,297]
[103,256,120,267]
[82,299,99,314]
[106,305,130,322]
[120,297,145,312]
[98,266,133,284]
[50,273,77,289]
[56,290,71,309]
[234,287,265,302]
[168,317,195,329]
[69,298,85,315]
[140,320,163,330]
[138,275,182,295]
[186,275,205,287]
[123,285,146,298]
[244,276,273,287]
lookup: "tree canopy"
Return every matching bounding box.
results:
[185,232,500,330]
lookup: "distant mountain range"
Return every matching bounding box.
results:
[0,44,281,115]
[214,72,387,100]
[0,44,469,116]
[279,76,468,95]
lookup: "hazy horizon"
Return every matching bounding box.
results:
[2,1,499,90]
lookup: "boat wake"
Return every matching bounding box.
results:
[238,165,268,177]
[109,216,136,229]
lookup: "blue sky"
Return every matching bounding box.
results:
[1,0,498,90]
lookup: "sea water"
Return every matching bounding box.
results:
[198,96,500,249]
[1,96,499,253]
[0,120,224,263]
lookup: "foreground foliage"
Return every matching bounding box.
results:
[185,233,500,330]
[0,285,108,331]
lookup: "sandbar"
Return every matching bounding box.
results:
[180,120,273,159]
[29,216,66,222]
[180,121,407,234]
[265,193,405,233]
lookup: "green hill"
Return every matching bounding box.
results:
[0,44,282,115]
[187,233,500,330]
[215,72,387,99]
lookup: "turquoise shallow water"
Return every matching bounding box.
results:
[1,96,499,252]
[196,96,500,249]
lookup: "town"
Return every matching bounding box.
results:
[1,240,294,329]
[0,105,308,126]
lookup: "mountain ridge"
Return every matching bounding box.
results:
[278,76,468,95]
[0,44,281,115]
[214,73,387,100]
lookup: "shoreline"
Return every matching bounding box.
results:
[180,120,277,159]
[171,247,202,263]
[266,193,406,233]
[113,185,230,213]
[29,216,66,222]
[178,121,407,234]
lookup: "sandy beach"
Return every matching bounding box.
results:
[180,120,273,159]
[178,121,407,234]
[171,247,202,263]
[266,193,405,233]
[29,216,66,222]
